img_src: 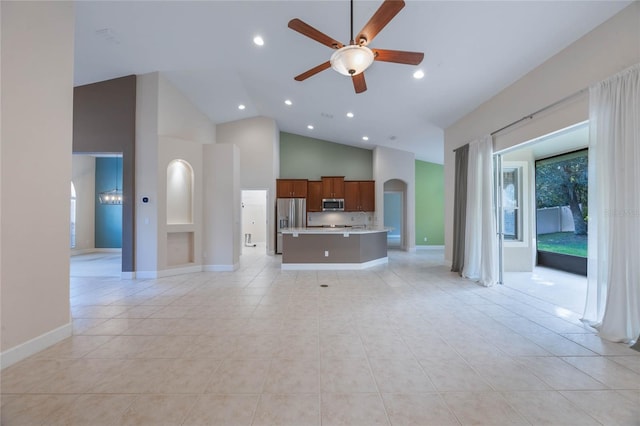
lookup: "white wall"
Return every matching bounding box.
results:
[71,155,96,253]
[135,73,160,274]
[159,137,204,272]
[373,146,416,251]
[502,150,536,272]
[1,1,74,367]
[444,3,640,262]
[136,72,215,277]
[158,74,216,145]
[203,143,241,270]
[217,116,279,255]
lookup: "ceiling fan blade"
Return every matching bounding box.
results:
[294,61,332,81]
[372,48,424,65]
[288,18,344,49]
[352,72,367,94]
[356,0,405,46]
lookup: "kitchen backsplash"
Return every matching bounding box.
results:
[307,211,374,227]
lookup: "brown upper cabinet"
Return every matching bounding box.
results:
[306,181,323,212]
[321,176,345,198]
[344,180,375,212]
[277,179,308,198]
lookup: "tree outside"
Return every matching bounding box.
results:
[535,149,588,257]
[536,149,588,235]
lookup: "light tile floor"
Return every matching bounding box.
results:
[2,249,639,425]
[504,267,588,315]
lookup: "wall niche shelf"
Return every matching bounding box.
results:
[166,231,194,267]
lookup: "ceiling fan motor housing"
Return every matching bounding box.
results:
[330,45,375,76]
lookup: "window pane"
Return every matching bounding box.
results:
[535,149,588,257]
[503,168,518,240]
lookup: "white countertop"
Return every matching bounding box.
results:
[281,227,389,235]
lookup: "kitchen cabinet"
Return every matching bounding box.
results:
[307,181,323,212]
[321,176,345,198]
[277,179,308,198]
[344,180,375,211]
[359,180,375,211]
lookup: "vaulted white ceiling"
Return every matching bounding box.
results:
[74,1,631,164]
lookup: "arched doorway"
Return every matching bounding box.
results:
[383,179,407,249]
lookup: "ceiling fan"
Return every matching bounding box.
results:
[288,0,424,94]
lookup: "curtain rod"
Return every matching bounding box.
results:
[490,88,587,137]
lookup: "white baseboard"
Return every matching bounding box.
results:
[203,263,239,272]
[136,270,158,279]
[282,257,388,271]
[121,271,136,280]
[1,322,72,370]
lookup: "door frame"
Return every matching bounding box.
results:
[240,189,268,253]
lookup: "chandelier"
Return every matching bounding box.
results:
[98,157,123,205]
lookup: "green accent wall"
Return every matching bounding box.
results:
[415,160,444,245]
[280,132,372,180]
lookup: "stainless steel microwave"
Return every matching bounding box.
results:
[322,198,344,211]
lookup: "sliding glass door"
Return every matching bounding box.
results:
[535,149,588,275]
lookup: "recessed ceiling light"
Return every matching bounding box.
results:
[413,70,425,79]
[238,104,246,110]
[362,136,369,141]
[253,36,264,46]
[346,112,354,118]
[285,99,292,106]
[307,125,314,130]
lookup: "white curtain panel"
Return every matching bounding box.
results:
[462,135,498,287]
[584,63,640,343]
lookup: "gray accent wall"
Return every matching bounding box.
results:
[73,75,136,273]
[280,132,373,180]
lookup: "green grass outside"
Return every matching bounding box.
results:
[537,232,587,257]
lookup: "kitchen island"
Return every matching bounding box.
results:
[280,227,388,270]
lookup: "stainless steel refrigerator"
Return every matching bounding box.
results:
[276,198,306,254]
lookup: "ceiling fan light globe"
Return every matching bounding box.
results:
[330,45,374,77]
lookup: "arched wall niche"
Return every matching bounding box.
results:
[166,159,194,225]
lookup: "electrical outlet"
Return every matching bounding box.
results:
[424,237,427,242]
[324,250,329,257]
